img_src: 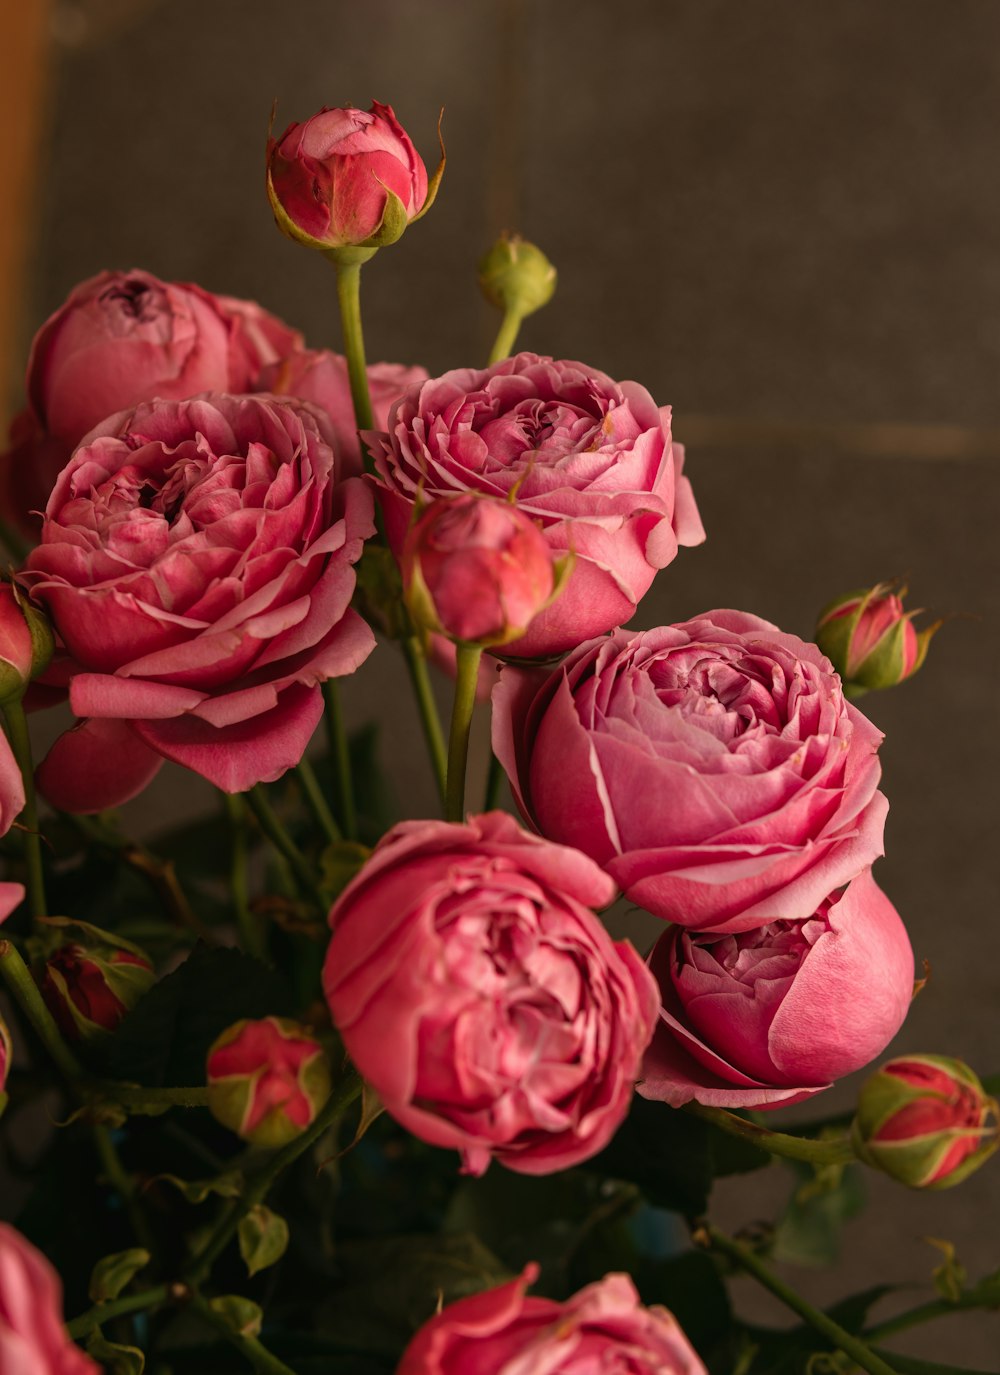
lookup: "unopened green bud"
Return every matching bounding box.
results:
[478,234,557,319]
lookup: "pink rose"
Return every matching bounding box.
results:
[267,102,432,250]
[815,580,937,696]
[24,393,375,809]
[0,1222,98,1373]
[323,811,658,1176]
[638,870,914,1110]
[259,347,428,478]
[206,1016,332,1148]
[371,353,705,658]
[398,1265,707,1374]
[403,494,557,647]
[493,610,888,932]
[0,270,301,530]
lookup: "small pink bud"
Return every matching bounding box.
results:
[266,102,443,256]
[402,494,558,648]
[852,1054,999,1189]
[206,1016,332,1149]
[35,920,154,1041]
[816,580,938,696]
[0,583,54,706]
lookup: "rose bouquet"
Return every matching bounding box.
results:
[0,99,995,1375]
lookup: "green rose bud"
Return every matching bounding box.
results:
[206,1016,332,1149]
[478,234,557,320]
[815,580,938,698]
[34,918,155,1041]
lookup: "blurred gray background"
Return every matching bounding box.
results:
[3,0,998,1367]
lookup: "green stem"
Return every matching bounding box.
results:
[702,1226,899,1375]
[224,793,263,958]
[66,1283,175,1339]
[187,1291,300,1375]
[686,1102,856,1166]
[90,1081,211,1113]
[244,787,325,911]
[400,637,447,804]
[184,1069,362,1286]
[3,698,46,916]
[483,752,504,811]
[334,259,375,432]
[0,938,83,1082]
[321,682,356,841]
[487,305,525,365]
[296,754,342,846]
[445,644,483,822]
[92,1122,154,1251]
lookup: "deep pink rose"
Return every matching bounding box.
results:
[638,870,914,1110]
[0,1223,98,1373]
[403,494,556,647]
[259,347,428,478]
[371,353,705,658]
[267,102,430,249]
[24,393,375,809]
[0,270,301,529]
[323,811,658,1176]
[206,1016,332,1148]
[493,610,888,932]
[398,1265,707,1375]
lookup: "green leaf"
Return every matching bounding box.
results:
[103,943,292,1087]
[86,1332,145,1375]
[927,1236,967,1302]
[636,1249,732,1361]
[238,1203,289,1277]
[87,1247,150,1302]
[771,1161,866,1267]
[318,1233,510,1357]
[587,1096,715,1217]
[209,1294,263,1338]
[152,1169,244,1205]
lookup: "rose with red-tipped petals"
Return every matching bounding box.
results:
[0,1222,98,1373]
[206,1016,332,1148]
[24,392,375,809]
[0,270,301,530]
[494,610,888,931]
[323,811,658,1176]
[816,580,938,697]
[372,352,704,659]
[398,1265,707,1374]
[638,870,914,1111]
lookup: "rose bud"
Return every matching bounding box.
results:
[324,812,658,1176]
[0,1222,99,1373]
[402,494,561,648]
[494,611,887,931]
[266,102,444,255]
[852,1054,1000,1189]
[0,270,302,532]
[815,581,939,697]
[258,348,428,479]
[0,583,55,706]
[398,1265,707,1375]
[478,233,557,320]
[372,354,704,659]
[36,920,155,1041]
[638,871,914,1110]
[206,1016,332,1149]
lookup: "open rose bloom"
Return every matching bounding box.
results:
[398,1266,707,1374]
[372,352,704,658]
[0,1224,97,1373]
[24,392,375,808]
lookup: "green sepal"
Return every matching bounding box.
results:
[411,108,446,223]
[86,1332,145,1375]
[88,1248,151,1303]
[152,1168,244,1205]
[208,1294,263,1338]
[238,1202,290,1277]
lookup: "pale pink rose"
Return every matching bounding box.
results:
[639,870,914,1110]
[371,353,705,658]
[398,1265,707,1375]
[0,270,301,530]
[267,102,429,249]
[24,393,375,809]
[259,347,428,478]
[403,494,556,647]
[323,812,658,1176]
[0,1222,98,1373]
[493,610,888,932]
